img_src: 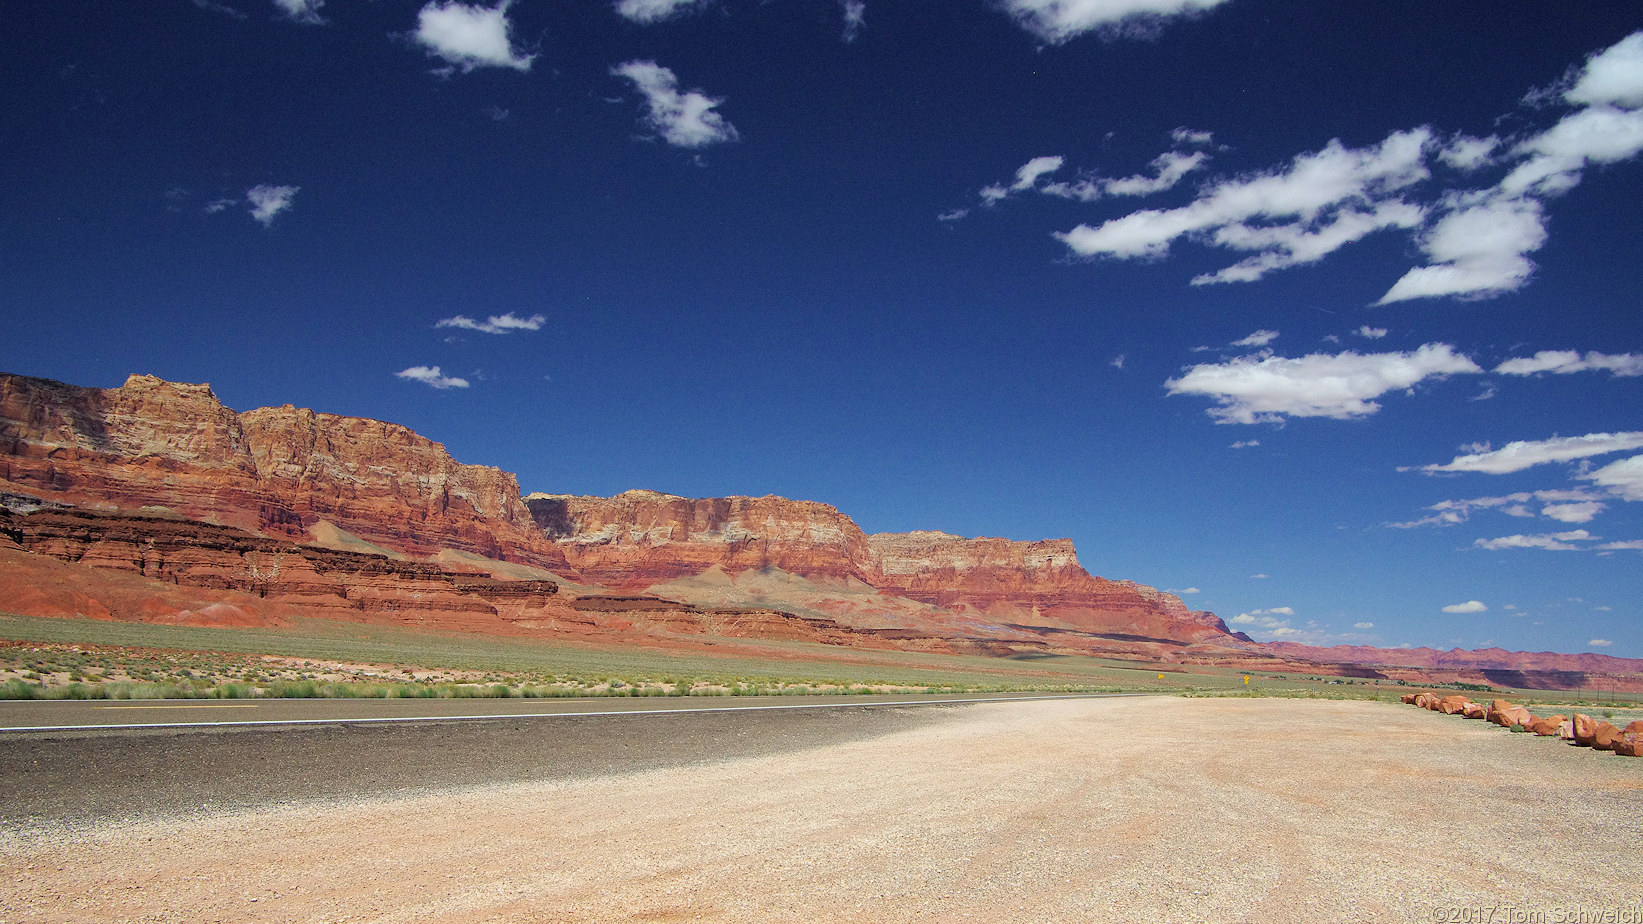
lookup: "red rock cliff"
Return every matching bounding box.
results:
[527,490,877,590]
[527,492,1234,643]
[866,530,1233,642]
[0,373,564,566]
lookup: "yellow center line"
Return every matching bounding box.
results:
[93,704,262,710]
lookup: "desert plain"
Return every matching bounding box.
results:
[3,695,1640,924]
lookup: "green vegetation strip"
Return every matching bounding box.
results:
[7,613,1628,706]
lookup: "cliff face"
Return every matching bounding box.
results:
[1,371,1235,648]
[0,506,567,632]
[0,373,565,566]
[527,494,1231,644]
[866,531,1233,642]
[528,490,878,590]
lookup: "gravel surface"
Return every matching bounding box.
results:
[2,696,1640,923]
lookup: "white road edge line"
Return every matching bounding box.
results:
[0,693,1147,733]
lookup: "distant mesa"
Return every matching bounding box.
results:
[2,371,1639,689]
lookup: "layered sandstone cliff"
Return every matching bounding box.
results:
[0,373,564,567]
[527,490,878,588]
[526,492,1232,643]
[866,531,1233,642]
[0,505,567,632]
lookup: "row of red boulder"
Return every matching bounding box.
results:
[1401,692,1643,756]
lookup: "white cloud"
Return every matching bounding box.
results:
[1165,343,1481,425]
[1353,621,1374,629]
[1355,326,1388,340]
[414,1,534,73]
[1583,454,1643,501]
[1378,32,1643,303]
[1165,587,1200,595]
[1419,432,1643,474]
[1541,501,1606,523]
[1589,638,1614,647]
[273,0,324,24]
[1565,32,1643,109]
[1437,133,1500,171]
[436,312,545,334]
[246,184,299,226]
[937,208,970,223]
[1387,489,1608,529]
[1494,350,1643,377]
[612,60,740,149]
[1230,329,1278,348]
[840,0,865,42]
[997,0,1232,43]
[989,134,1211,207]
[1474,530,1592,551]
[1014,156,1067,189]
[1250,573,1269,579]
[396,366,470,389]
[1376,195,1545,303]
[1055,129,1432,276]
[969,33,1643,302]
[614,0,705,24]
[1442,600,1488,614]
[1229,439,1259,449]
[1109,354,1126,369]
[1083,150,1208,198]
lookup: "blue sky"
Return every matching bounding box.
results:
[4,1,1641,656]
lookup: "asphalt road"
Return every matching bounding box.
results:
[0,694,1124,836]
[0,691,1115,732]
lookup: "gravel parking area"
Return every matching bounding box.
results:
[2,696,1639,923]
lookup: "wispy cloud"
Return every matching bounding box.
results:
[435,312,545,334]
[193,0,249,20]
[1378,32,1643,303]
[997,0,1233,44]
[1229,439,1259,449]
[396,366,470,389]
[1441,600,1487,613]
[1230,329,1278,348]
[1477,531,1586,550]
[1056,129,1432,283]
[978,131,1212,208]
[840,0,865,42]
[1474,530,1643,552]
[1387,489,1607,528]
[272,0,324,24]
[1590,638,1614,647]
[977,32,1643,302]
[1355,326,1388,340]
[1584,454,1643,501]
[1494,350,1643,377]
[246,184,299,226]
[612,60,740,148]
[414,1,534,73]
[614,0,706,24]
[1417,432,1643,474]
[1166,343,1480,424]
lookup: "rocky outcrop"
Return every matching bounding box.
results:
[0,373,566,567]
[866,530,1235,642]
[0,505,567,632]
[529,491,877,589]
[527,492,1234,645]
